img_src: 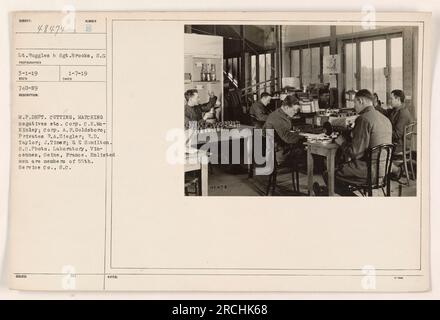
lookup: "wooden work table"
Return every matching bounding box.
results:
[187,124,255,146]
[184,148,209,196]
[305,141,339,196]
[187,125,255,177]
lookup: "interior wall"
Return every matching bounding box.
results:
[283,25,330,44]
[335,25,389,36]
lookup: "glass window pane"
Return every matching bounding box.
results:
[238,57,241,85]
[391,37,403,91]
[311,47,320,84]
[259,54,266,94]
[290,50,294,76]
[360,41,373,92]
[373,39,387,104]
[266,53,272,92]
[291,49,300,78]
[251,55,256,94]
[345,42,357,90]
[301,48,311,87]
[322,46,330,84]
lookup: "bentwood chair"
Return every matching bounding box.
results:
[393,121,417,185]
[265,142,301,196]
[338,144,395,197]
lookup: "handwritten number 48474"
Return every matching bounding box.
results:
[37,24,65,34]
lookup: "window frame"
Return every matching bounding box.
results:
[249,49,276,99]
[224,55,242,88]
[342,32,403,104]
[288,42,330,88]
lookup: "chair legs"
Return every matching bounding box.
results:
[401,151,417,186]
[248,162,254,178]
[382,178,392,196]
[266,173,273,196]
[265,162,300,196]
[359,187,373,197]
[408,153,416,180]
[291,167,300,193]
[386,176,391,196]
[291,171,297,192]
[403,154,410,186]
[271,172,277,195]
[357,180,391,197]
[265,172,277,196]
[195,178,200,196]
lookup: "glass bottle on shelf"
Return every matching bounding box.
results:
[200,64,206,82]
[206,64,211,82]
[210,64,216,81]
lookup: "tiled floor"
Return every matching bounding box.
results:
[207,165,417,197]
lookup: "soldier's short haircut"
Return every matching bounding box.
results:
[391,89,405,103]
[355,89,374,103]
[260,92,271,99]
[184,89,198,102]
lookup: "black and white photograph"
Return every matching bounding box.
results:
[2,8,433,295]
[184,24,419,197]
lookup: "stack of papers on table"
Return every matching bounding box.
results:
[298,132,333,143]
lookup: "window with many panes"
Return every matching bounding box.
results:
[343,34,403,105]
[250,51,275,99]
[344,42,357,92]
[390,37,403,92]
[223,56,241,88]
[289,43,330,88]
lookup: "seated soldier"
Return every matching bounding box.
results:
[263,95,306,166]
[387,89,414,154]
[373,89,413,154]
[314,89,393,196]
[249,92,272,128]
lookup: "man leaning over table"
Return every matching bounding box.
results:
[263,95,306,167]
[313,89,392,196]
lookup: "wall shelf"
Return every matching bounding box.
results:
[184,33,224,120]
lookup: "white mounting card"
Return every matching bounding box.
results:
[8,11,431,291]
